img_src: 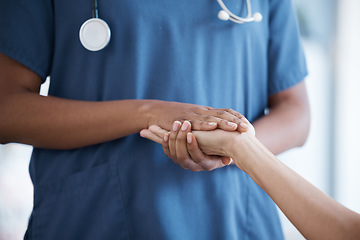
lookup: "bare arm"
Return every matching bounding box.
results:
[253,80,310,155]
[142,122,360,239]
[194,128,360,240]
[0,53,242,149]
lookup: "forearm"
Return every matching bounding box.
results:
[230,135,360,240]
[0,91,242,150]
[0,92,154,149]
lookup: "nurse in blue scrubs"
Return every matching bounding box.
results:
[0,0,309,239]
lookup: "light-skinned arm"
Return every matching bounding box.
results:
[141,121,360,240]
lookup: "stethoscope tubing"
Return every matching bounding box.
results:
[217,0,251,21]
[217,0,261,23]
[80,0,261,51]
[92,0,99,18]
[79,0,111,51]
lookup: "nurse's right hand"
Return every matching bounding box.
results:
[144,101,246,170]
[146,100,245,133]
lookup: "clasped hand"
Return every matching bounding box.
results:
[142,105,254,171]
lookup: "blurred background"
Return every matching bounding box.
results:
[1,0,360,239]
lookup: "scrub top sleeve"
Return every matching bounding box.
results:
[267,0,308,96]
[0,0,54,81]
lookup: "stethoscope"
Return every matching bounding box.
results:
[79,0,262,51]
[217,0,262,23]
[79,0,111,51]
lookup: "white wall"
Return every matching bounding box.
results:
[334,0,360,213]
[0,79,49,240]
[0,144,32,240]
[278,40,332,240]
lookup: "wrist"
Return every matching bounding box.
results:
[137,99,163,128]
[228,133,257,173]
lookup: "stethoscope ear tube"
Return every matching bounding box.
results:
[217,0,262,24]
[79,0,111,51]
[79,0,261,52]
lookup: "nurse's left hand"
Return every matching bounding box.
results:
[140,121,232,171]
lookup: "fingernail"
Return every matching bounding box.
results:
[181,121,190,131]
[173,121,180,131]
[164,133,169,142]
[240,122,247,128]
[227,122,238,128]
[208,122,217,126]
[187,133,192,144]
[139,131,145,138]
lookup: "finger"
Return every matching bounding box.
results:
[148,125,170,139]
[190,118,238,131]
[220,156,232,166]
[214,118,238,131]
[211,108,249,131]
[140,129,162,144]
[206,108,243,130]
[171,121,202,170]
[162,132,171,158]
[186,133,226,171]
[167,121,200,170]
[223,109,247,132]
[175,121,195,169]
[239,121,249,133]
[238,117,256,135]
[189,120,218,131]
[241,116,251,124]
[164,123,202,171]
[223,108,245,120]
[169,121,181,161]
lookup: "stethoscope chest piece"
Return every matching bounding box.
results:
[79,18,111,51]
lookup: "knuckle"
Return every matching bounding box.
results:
[220,119,228,125]
[232,117,240,123]
[202,115,211,121]
[216,110,225,116]
[170,134,177,141]
[177,134,186,141]
[199,121,207,127]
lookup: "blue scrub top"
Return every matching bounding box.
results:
[0,0,307,239]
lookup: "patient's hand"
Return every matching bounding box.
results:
[140,121,231,170]
[191,118,255,157]
[140,117,255,168]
